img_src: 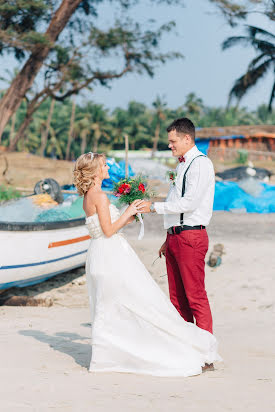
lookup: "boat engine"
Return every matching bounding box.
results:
[34,178,64,204]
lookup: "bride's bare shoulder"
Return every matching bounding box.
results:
[87,188,109,206]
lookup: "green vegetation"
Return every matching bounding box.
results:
[0,0,184,142]
[236,149,248,165]
[0,185,21,202]
[0,0,273,157]
[1,94,274,159]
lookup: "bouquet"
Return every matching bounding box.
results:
[113,176,154,239]
[114,175,153,207]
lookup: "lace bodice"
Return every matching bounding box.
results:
[86,203,121,239]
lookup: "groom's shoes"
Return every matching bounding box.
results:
[202,363,215,373]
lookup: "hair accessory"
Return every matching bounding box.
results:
[88,152,94,160]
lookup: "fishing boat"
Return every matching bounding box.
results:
[0,158,129,291]
[0,218,90,290]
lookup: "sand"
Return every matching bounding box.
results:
[1,212,275,411]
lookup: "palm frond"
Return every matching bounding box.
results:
[222,36,251,50]
[248,52,270,70]
[246,25,275,41]
[223,35,275,55]
[229,58,273,102]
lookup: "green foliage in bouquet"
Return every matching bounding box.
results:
[113,175,155,205]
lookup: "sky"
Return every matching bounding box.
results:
[0,0,273,111]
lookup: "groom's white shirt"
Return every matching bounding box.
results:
[154,145,215,229]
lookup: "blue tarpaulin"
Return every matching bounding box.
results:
[67,157,275,214]
[102,159,134,189]
[214,181,275,213]
[195,139,210,155]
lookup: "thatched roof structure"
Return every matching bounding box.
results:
[196,125,275,139]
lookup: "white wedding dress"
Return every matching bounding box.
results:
[85,204,221,377]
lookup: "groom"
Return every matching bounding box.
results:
[141,117,215,336]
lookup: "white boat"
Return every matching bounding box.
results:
[0,218,90,290]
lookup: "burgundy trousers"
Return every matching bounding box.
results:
[165,229,213,334]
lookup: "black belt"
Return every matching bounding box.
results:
[167,225,205,235]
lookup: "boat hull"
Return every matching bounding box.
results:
[0,220,90,290]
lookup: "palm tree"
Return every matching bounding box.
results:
[39,98,56,156]
[87,103,110,153]
[184,93,204,116]
[46,126,64,159]
[222,25,275,111]
[74,112,92,154]
[122,102,148,150]
[65,97,76,160]
[110,108,130,149]
[151,96,167,157]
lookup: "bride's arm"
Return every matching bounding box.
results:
[95,193,142,238]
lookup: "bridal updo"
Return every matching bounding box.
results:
[73,152,106,196]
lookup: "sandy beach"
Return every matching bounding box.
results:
[1,212,275,411]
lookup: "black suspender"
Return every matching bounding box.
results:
[180,155,206,226]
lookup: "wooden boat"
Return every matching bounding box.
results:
[0,218,90,290]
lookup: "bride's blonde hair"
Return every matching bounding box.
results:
[73,152,106,196]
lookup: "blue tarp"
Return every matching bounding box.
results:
[195,139,210,155]
[66,158,275,214]
[102,159,134,189]
[214,181,275,213]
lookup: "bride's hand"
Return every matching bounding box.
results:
[126,199,143,216]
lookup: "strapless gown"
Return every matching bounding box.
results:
[85,204,221,377]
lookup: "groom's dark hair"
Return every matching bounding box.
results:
[167,118,195,141]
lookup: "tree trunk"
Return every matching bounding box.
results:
[39,99,55,157]
[9,113,16,146]
[9,114,33,151]
[151,122,160,158]
[92,138,98,153]
[65,98,76,160]
[92,129,100,153]
[0,0,82,141]
[80,131,88,154]
[124,133,129,178]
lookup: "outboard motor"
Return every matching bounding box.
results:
[34,178,63,204]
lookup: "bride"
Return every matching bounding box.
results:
[73,152,221,377]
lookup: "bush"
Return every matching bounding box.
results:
[236,149,248,165]
[0,185,21,202]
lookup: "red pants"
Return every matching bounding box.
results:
[166,229,213,334]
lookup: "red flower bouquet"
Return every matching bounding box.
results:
[114,176,153,208]
[114,176,154,237]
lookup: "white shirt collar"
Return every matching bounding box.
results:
[182,145,198,163]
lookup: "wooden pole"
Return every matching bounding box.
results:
[124,133,129,178]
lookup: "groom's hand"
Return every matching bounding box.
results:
[139,200,152,213]
[159,241,167,258]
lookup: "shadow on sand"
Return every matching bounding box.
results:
[19,329,92,369]
[0,266,86,304]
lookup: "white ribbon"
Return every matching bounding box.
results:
[136,212,144,240]
[119,205,144,240]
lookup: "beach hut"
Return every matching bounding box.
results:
[195,125,275,161]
